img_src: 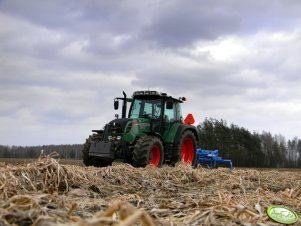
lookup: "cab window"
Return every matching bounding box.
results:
[164,102,175,122]
[130,98,161,119]
[130,99,142,118]
[164,101,182,122]
[175,102,182,121]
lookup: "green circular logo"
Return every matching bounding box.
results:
[267,205,299,224]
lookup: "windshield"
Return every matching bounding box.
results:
[129,98,162,119]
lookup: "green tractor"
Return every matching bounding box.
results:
[82,91,198,167]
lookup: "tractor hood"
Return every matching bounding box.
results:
[108,118,132,128]
[106,118,132,135]
[104,118,153,143]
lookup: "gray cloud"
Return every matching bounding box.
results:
[1,0,301,145]
[141,1,240,47]
[139,0,301,47]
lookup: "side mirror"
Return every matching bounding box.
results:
[114,99,119,110]
[166,99,173,109]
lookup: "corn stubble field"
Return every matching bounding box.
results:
[0,155,300,226]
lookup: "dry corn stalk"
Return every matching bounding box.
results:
[0,153,300,225]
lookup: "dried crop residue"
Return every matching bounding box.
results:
[0,154,300,226]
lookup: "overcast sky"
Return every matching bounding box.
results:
[1,0,301,146]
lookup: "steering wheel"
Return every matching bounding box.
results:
[142,112,160,120]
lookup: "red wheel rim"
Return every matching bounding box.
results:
[181,137,194,164]
[149,144,161,167]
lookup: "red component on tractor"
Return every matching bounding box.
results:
[149,144,161,167]
[181,137,194,164]
[184,113,195,125]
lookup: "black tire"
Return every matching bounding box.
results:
[82,134,112,167]
[171,130,197,166]
[132,136,164,167]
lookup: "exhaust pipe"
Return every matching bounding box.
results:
[122,91,127,118]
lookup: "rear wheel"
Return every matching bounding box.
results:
[132,136,164,167]
[171,130,197,165]
[82,134,112,167]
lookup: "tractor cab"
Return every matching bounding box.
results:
[128,91,184,134]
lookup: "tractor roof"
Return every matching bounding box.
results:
[132,90,184,103]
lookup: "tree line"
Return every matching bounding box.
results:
[0,118,300,168]
[0,144,83,159]
[197,118,301,168]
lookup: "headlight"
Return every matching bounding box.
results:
[116,136,122,141]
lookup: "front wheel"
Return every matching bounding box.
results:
[171,130,197,166]
[132,136,164,167]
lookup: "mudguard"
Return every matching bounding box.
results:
[174,124,199,143]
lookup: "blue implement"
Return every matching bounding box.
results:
[195,149,233,169]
